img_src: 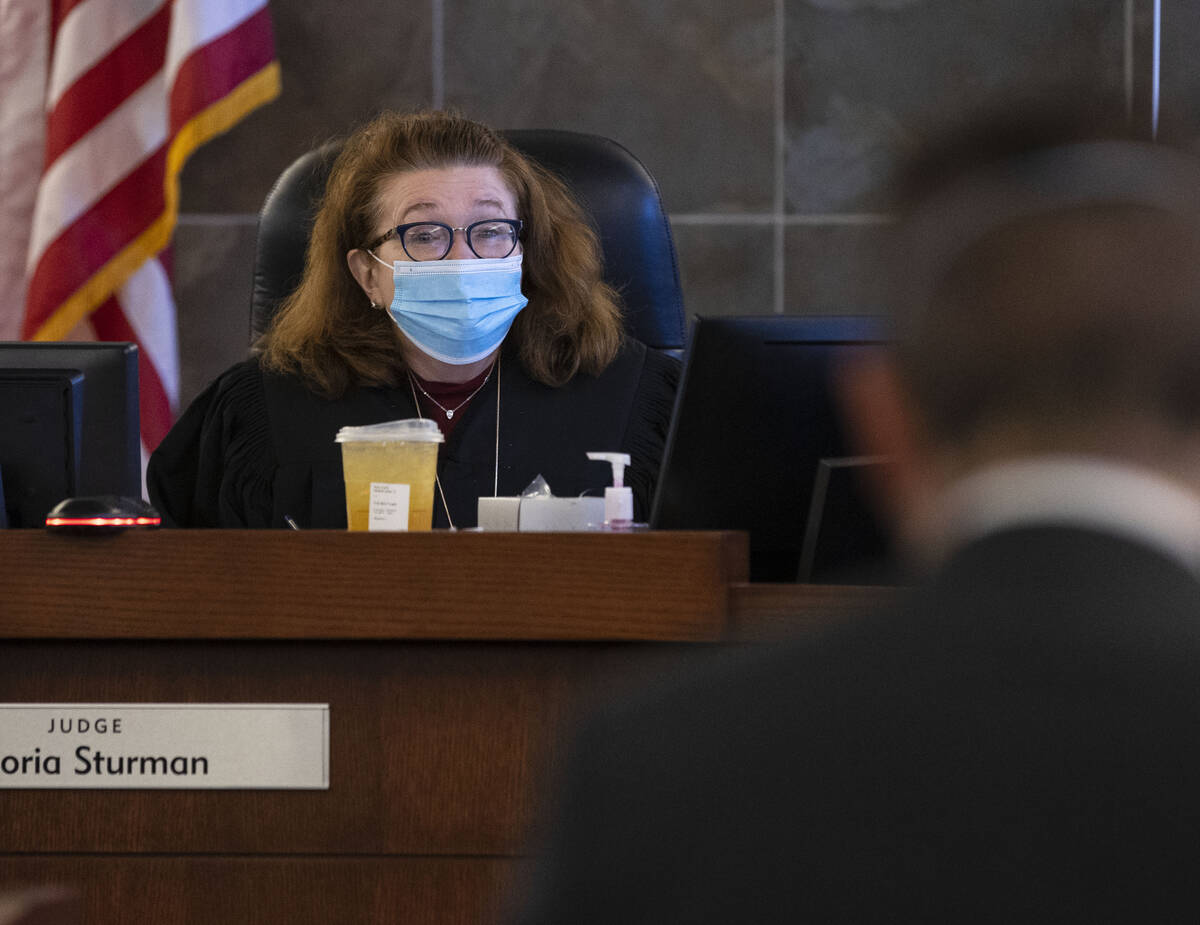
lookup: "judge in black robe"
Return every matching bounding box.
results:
[148,109,680,528]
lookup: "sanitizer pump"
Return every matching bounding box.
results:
[586,452,634,529]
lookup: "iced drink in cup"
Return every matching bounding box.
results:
[335,419,444,531]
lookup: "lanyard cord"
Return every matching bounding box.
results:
[406,354,501,529]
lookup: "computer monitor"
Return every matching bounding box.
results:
[0,342,140,527]
[795,454,893,584]
[649,315,894,583]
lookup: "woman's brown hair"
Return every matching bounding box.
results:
[258,109,624,397]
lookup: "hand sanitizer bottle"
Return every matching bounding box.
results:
[586,452,634,530]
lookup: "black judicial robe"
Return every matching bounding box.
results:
[147,339,678,529]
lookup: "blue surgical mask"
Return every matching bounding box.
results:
[369,252,529,365]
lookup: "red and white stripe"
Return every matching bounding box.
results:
[21,0,279,462]
[0,0,49,341]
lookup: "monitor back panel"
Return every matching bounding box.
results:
[0,371,82,527]
[0,342,139,499]
[650,315,892,582]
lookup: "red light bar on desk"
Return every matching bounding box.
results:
[43,496,162,533]
[45,514,162,528]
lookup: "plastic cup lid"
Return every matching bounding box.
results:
[334,418,444,443]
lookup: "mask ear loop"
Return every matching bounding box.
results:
[365,249,391,310]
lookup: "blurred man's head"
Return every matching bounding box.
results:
[842,122,1200,555]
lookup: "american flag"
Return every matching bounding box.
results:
[17,0,280,469]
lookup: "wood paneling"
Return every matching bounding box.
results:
[0,530,747,640]
[1,858,514,925]
[0,530,756,924]
[0,640,688,855]
[728,581,901,641]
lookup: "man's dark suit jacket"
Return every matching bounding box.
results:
[516,524,1200,923]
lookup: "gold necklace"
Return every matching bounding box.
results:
[407,356,501,530]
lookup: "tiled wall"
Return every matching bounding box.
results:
[174,0,1176,410]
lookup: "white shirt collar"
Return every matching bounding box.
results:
[918,456,1200,574]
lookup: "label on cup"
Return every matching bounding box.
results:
[368,482,411,531]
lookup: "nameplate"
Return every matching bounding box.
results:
[0,704,329,789]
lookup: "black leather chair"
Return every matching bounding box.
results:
[250,129,686,351]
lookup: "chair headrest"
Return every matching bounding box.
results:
[250,129,685,350]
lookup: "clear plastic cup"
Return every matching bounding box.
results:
[335,419,444,531]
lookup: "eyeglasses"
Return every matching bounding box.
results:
[366,219,524,261]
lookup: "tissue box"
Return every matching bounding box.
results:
[477,496,521,531]
[519,496,606,531]
[477,496,605,531]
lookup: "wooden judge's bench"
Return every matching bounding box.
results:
[0,530,889,924]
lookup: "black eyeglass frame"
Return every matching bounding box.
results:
[365,219,524,260]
